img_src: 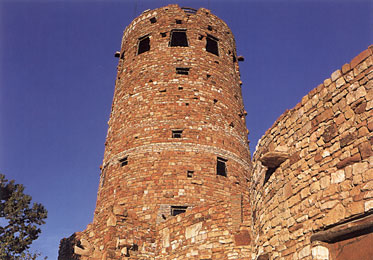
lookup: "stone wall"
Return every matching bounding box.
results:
[156,200,251,260]
[251,46,373,259]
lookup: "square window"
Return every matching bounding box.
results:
[119,156,128,166]
[171,206,188,216]
[206,35,219,56]
[176,67,189,75]
[138,35,150,55]
[172,130,183,138]
[187,170,194,178]
[150,17,157,23]
[169,30,188,47]
[216,157,227,177]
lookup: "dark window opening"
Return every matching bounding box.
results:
[120,51,125,60]
[229,122,234,128]
[160,32,167,37]
[207,25,213,31]
[176,19,182,24]
[217,157,227,177]
[159,89,166,93]
[137,35,150,55]
[263,167,276,185]
[206,74,211,78]
[170,30,188,47]
[171,206,188,216]
[119,156,128,166]
[178,86,183,90]
[187,170,194,178]
[172,129,183,138]
[206,35,219,56]
[185,103,189,106]
[198,35,204,40]
[176,67,190,75]
[233,54,237,62]
[150,17,157,23]
[213,99,218,104]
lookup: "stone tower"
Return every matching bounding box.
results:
[60,5,253,260]
[59,4,373,260]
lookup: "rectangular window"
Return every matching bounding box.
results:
[206,35,219,56]
[119,156,128,166]
[216,157,227,176]
[187,170,194,178]
[172,129,183,138]
[176,67,189,75]
[169,30,188,47]
[171,206,188,216]
[138,35,150,55]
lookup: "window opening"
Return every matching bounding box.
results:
[176,19,182,24]
[176,67,189,75]
[137,35,150,55]
[160,32,167,37]
[217,157,227,177]
[171,206,188,216]
[169,30,188,47]
[119,156,128,166]
[178,86,183,90]
[187,170,194,178]
[198,35,204,40]
[207,25,213,31]
[120,51,125,60]
[172,129,183,138]
[263,167,276,185]
[206,35,219,56]
[150,17,157,23]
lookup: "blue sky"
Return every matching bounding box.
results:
[0,0,372,259]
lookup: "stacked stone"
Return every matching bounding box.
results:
[59,5,252,260]
[251,46,373,259]
[156,200,252,259]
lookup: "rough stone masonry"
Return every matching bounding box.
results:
[58,5,373,260]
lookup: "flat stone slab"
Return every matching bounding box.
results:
[260,151,289,168]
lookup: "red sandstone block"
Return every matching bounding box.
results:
[342,63,351,74]
[359,141,372,159]
[351,49,372,68]
[336,153,361,169]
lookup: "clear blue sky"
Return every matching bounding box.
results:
[0,0,371,259]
